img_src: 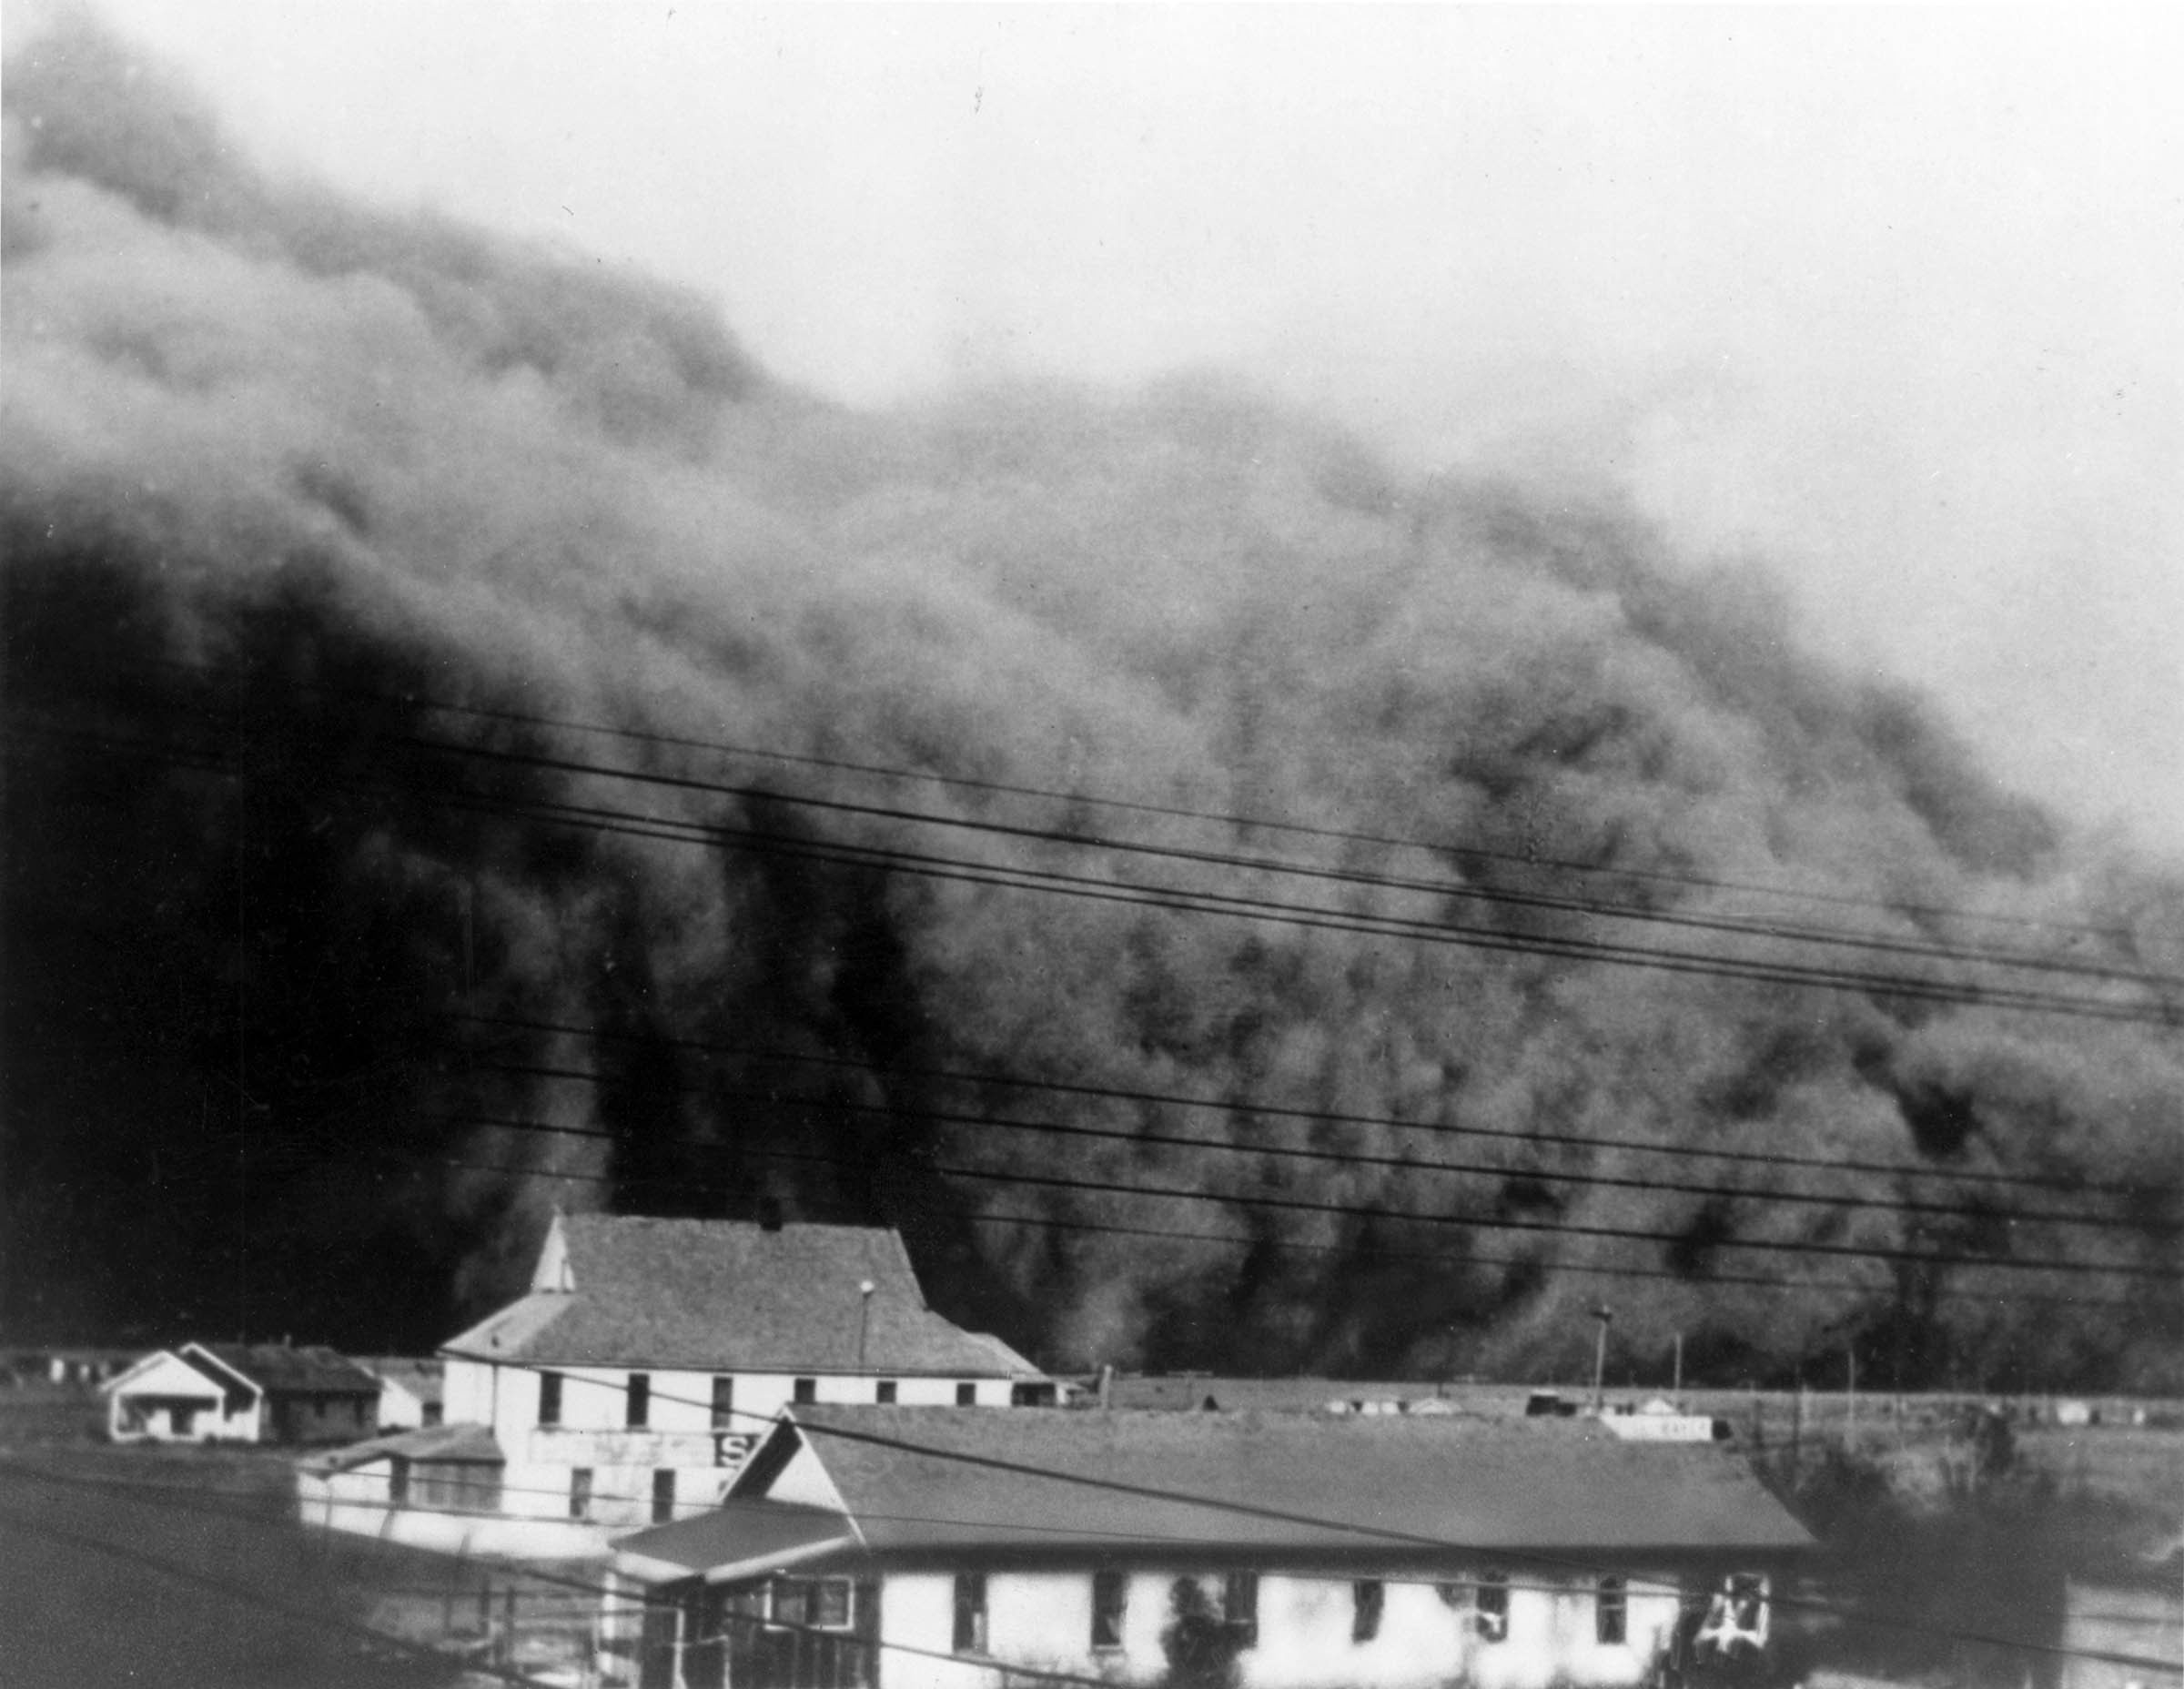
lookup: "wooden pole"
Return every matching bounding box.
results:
[1846,1344,1858,1452]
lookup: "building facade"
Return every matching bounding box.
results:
[603,1404,1813,1689]
[299,1213,1053,1561]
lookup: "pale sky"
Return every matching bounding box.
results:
[25,2,2184,853]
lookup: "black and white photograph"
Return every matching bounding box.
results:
[2,5,2179,1686]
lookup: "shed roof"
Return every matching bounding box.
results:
[443,1215,1040,1377]
[187,1343,380,1397]
[299,1422,505,1475]
[634,1405,1814,1568]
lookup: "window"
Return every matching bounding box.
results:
[1091,1570,1127,1649]
[953,1573,988,1654]
[810,1579,852,1629]
[770,1577,854,1632]
[1352,1580,1385,1643]
[1222,1572,1259,1647]
[569,1468,592,1521]
[1476,1572,1510,1643]
[627,1372,651,1429]
[711,1375,735,1429]
[793,1377,817,1404]
[387,1455,410,1507]
[1596,1576,1627,1645]
[1011,1381,1057,1406]
[875,1380,896,1403]
[537,1370,562,1427]
[652,1469,676,1524]
[956,1381,978,1406]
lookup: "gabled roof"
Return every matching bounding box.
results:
[682,1406,1814,1563]
[615,1502,859,1583]
[101,1349,226,1398]
[442,1214,1042,1377]
[187,1343,380,1396]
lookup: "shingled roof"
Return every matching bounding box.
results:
[612,1406,1812,1568]
[186,1343,380,1397]
[443,1214,1041,1377]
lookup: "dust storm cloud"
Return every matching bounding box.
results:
[4,15,2179,1388]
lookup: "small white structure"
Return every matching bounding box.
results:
[301,1211,1054,1562]
[367,1359,445,1431]
[104,1350,230,1441]
[105,1344,380,1444]
[602,1404,1814,1689]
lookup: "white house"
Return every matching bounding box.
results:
[106,1344,379,1444]
[298,1212,1053,1561]
[366,1358,445,1431]
[601,1404,1815,1689]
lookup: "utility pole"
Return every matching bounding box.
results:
[1673,1333,1684,1404]
[1590,1306,1613,1411]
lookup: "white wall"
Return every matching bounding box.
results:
[865,1566,1684,1689]
[435,1358,1019,1531]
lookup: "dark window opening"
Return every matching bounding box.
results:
[1010,1381,1057,1407]
[652,1469,676,1524]
[537,1371,562,1428]
[953,1573,987,1654]
[956,1382,977,1406]
[627,1373,651,1429]
[793,1377,817,1404]
[1222,1571,1259,1647]
[1091,1570,1127,1649]
[768,1576,854,1632]
[1352,1580,1385,1643]
[569,1468,592,1521]
[875,1381,896,1403]
[1597,1576,1627,1644]
[1477,1572,1510,1643]
[387,1456,410,1507]
[711,1375,735,1429]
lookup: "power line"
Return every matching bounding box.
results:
[343,1139,2160,1303]
[370,725,2180,1018]
[0,1496,557,1687]
[138,655,2142,946]
[453,1006,2170,1204]
[420,1065,2163,1238]
[15,712,2179,1027]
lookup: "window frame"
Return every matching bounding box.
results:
[626,1372,651,1429]
[1596,1575,1627,1645]
[651,1468,676,1524]
[952,1571,988,1654]
[1352,1579,1385,1643]
[768,1575,855,1633]
[1222,1571,1259,1647]
[537,1370,562,1428]
[711,1375,735,1430]
[568,1467,593,1522]
[1476,1571,1511,1643]
[1090,1568,1127,1651]
[793,1377,818,1405]
[875,1380,897,1403]
[956,1381,978,1406]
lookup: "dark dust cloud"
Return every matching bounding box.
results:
[4,16,2179,1389]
